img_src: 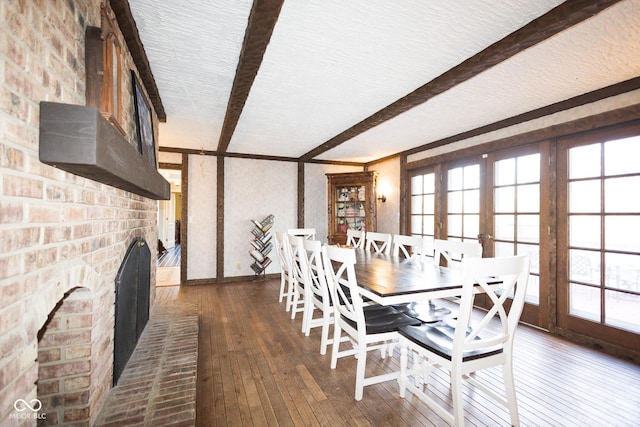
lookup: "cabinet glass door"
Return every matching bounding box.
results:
[336,186,367,233]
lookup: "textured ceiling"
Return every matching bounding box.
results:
[128,0,640,164]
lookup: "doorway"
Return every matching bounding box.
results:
[158,168,182,286]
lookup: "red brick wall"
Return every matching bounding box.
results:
[0,0,159,425]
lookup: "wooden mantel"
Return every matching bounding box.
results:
[39,102,170,200]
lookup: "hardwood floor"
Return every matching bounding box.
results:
[156,279,640,426]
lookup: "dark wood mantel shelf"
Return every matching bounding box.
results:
[39,102,170,200]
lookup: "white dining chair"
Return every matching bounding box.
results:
[345,229,365,248]
[392,234,424,260]
[275,232,296,307]
[433,238,483,268]
[322,244,420,401]
[287,235,306,321]
[365,231,392,254]
[398,255,530,427]
[296,238,334,355]
[287,228,316,240]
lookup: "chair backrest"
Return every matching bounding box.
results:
[288,228,316,240]
[322,245,365,329]
[453,255,530,360]
[288,235,305,284]
[365,231,392,254]
[392,234,424,259]
[346,229,365,249]
[301,239,331,305]
[275,232,290,272]
[432,238,482,268]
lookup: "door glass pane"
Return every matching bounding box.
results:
[605,177,640,213]
[448,214,462,236]
[605,216,640,252]
[569,180,600,213]
[495,158,515,186]
[464,189,480,213]
[448,191,463,213]
[570,283,600,321]
[569,143,600,179]
[463,164,480,188]
[495,214,515,240]
[463,214,479,238]
[448,168,463,190]
[569,249,600,285]
[517,184,540,212]
[411,216,422,234]
[423,194,434,213]
[517,214,539,243]
[605,290,640,333]
[569,215,600,249]
[424,173,435,193]
[495,186,515,213]
[411,195,423,214]
[604,136,640,176]
[605,253,640,292]
[411,175,423,194]
[423,215,435,235]
[518,243,540,275]
[495,241,514,257]
[517,153,540,183]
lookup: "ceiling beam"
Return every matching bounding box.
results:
[401,75,640,158]
[216,0,285,153]
[300,0,623,161]
[110,0,166,122]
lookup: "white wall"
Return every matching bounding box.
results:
[369,157,401,235]
[225,158,297,276]
[187,154,217,280]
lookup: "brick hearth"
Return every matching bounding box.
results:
[93,300,198,426]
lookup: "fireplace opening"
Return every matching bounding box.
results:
[37,287,94,426]
[113,237,151,385]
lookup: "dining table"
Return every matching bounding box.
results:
[350,249,501,305]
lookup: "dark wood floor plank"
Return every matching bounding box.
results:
[159,279,640,427]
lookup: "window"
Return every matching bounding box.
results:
[565,136,640,333]
[410,171,436,240]
[493,153,541,305]
[446,163,480,245]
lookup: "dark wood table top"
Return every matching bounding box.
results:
[351,249,496,305]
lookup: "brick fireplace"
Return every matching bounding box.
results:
[0,1,165,425]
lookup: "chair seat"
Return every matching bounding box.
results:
[393,301,457,323]
[343,306,421,334]
[399,320,502,362]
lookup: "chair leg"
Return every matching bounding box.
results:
[285,277,296,312]
[330,322,342,369]
[319,312,330,355]
[503,360,520,427]
[451,365,464,427]
[355,344,367,401]
[278,275,286,303]
[399,344,408,398]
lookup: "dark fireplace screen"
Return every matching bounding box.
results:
[113,237,151,385]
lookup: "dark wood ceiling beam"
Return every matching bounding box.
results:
[217,0,285,153]
[300,0,622,161]
[109,0,166,122]
[401,76,640,157]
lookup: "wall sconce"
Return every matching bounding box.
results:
[377,193,386,203]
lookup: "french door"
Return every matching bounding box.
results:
[557,124,640,349]
[484,143,549,327]
[409,145,548,328]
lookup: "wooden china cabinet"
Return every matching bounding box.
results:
[326,171,377,245]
